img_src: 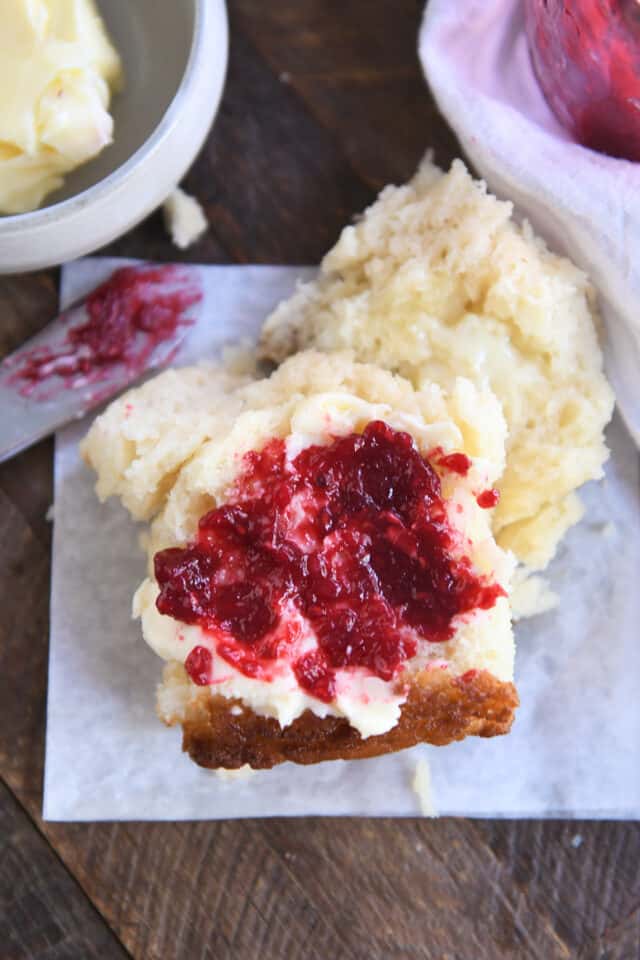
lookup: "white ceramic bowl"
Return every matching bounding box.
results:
[0,0,228,274]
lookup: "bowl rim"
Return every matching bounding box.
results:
[0,0,210,230]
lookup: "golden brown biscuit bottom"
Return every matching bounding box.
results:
[161,667,518,770]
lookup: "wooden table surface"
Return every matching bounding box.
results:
[1,2,639,958]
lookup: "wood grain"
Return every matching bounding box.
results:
[0,1,638,958]
[182,25,374,265]
[233,0,461,186]
[0,486,50,806]
[0,781,129,960]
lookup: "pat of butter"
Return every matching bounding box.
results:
[0,0,123,214]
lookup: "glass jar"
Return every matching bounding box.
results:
[525,0,640,161]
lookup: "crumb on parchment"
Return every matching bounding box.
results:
[214,764,256,783]
[412,756,439,818]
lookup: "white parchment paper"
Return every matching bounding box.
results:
[44,258,640,821]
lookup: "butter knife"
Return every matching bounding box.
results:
[0,263,202,463]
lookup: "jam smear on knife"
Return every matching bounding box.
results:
[5,265,201,399]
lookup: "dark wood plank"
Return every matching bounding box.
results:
[0,441,54,551]
[0,263,59,553]
[0,487,50,807]
[39,820,356,960]
[0,271,58,356]
[233,0,461,186]
[181,23,374,265]
[256,818,574,960]
[582,906,640,960]
[478,819,640,958]
[91,10,377,269]
[0,781,129,960]
[0,2,638,960]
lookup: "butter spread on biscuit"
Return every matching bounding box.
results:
[81,354,515,739]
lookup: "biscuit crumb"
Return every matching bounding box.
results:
[214,764,255,782]
[163,187,208,250]
[412,756,438,817]
[511,570,559,620]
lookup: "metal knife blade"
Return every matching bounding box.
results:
[0,265,202,463]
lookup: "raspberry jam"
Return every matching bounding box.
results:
[477,488,500,509]
[436,451,472,476]
[6,265,201,399]
[526,0,640,161]
[154,422,504,702]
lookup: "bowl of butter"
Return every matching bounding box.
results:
[0,0,228,273]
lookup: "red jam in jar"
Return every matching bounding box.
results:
[526,0,640,160]
[154,422,504,702]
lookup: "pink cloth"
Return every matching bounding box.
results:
[420,0,640,444]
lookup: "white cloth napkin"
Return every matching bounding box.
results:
[420,0,640,446]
